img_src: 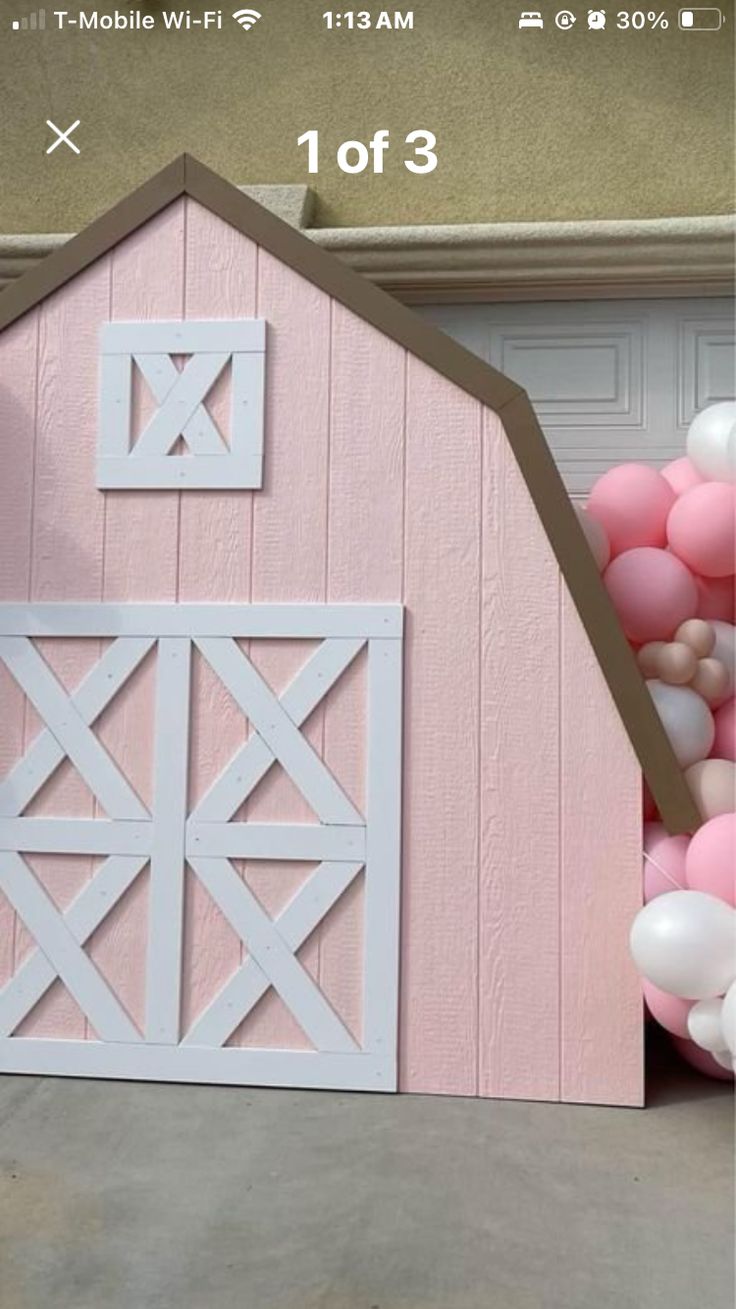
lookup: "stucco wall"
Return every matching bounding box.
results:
[0,0,733,231]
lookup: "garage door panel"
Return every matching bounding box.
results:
[421,298,734,496]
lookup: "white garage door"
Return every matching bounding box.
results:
[419,299,735,497]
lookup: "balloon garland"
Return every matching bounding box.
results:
[577,401,736,1077]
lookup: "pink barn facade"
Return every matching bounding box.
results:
[0,159,695,1107]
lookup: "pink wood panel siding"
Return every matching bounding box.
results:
[0,197,644,1102]
[0,312,38,991]
[179,199,257,1032]
[401,359,482,1096]
[325,302,406,1041]
[88,205,184,1035]
[22,262,111,1038]
[560,586,644,1106]
[235,248,332,1049]
[478,410,561,1102]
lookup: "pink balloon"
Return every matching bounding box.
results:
[696,574,735,623]
[667,483,736,579]
[643,822,689,901]
[643,980,693,1038]
[686,813,736,906]
[661,457,704,498]
[604,548,698,643]
[671,1035,734,1081]
[587,464,675,558]
[713,698,736,761]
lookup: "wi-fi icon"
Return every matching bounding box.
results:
[232,8,262,29]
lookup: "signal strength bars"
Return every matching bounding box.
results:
[12,8,46,28]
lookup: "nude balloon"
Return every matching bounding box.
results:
[686,759,736,822]
[587,464,674,557]
[685,812,735,906]
[675,618,716,657]
[710,622,735,704]
[691,657,729,705]
[667,482,736,579]
[712,698,735,762]
[657,642,698,685]
[686,401,736,484]
[604,548,698,644]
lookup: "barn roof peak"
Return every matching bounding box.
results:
[0,153,699,831]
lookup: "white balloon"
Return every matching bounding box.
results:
[687,402,736,484]
[710,622,735,703]
[687,997,726,1052]
[712,1049,734,1072]
[630,890,736,999]
[721,979,736,1056]
[647,680,715,768]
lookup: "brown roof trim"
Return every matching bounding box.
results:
[0,153,700,833]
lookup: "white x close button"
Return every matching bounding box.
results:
[46,120,81,155]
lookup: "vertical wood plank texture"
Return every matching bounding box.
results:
[238,249,331,1049]
[560,584,644,1106]
[478,411,561,1101]
[21,262,110,1038]
[89,202,185,1035]
[179,199,257,1032]
[0,312,38,991]
[324,303,405,1040]
[401,359,481,1096]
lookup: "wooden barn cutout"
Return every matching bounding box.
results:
[0,156,698,1106]
[98,319,266,488]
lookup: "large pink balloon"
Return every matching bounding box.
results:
[643,980,693,1037]
[643,822,689,901]
[713,698,736,761]
[604,548,698,643]
[671,1035,734,1081]
[667,483,736,579]
[686,813,736,906]
[696,574,735,623]
[587,464,675,558]
[661,457,704,497]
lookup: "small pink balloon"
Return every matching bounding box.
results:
[574,505,611,571]
[587,464,675,558]
[696,574,735,623]
[671,1035,734,1081]
[667,483,736,579]
[604,548,698,643]
[661,457,704,498]
[685,758,736,822]
[686,812,736,906]
[713,698,736,761]
[642,980,693,1038]
[643,822,689,901]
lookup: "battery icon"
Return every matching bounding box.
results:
[678,7,723,27]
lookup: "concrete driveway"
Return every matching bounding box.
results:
[0,1034,732,1309]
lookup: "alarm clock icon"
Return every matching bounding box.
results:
[588,8,606,26]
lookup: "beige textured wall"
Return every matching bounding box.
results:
[0,0,733,231]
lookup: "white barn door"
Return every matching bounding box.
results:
[0,604,403,1092]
